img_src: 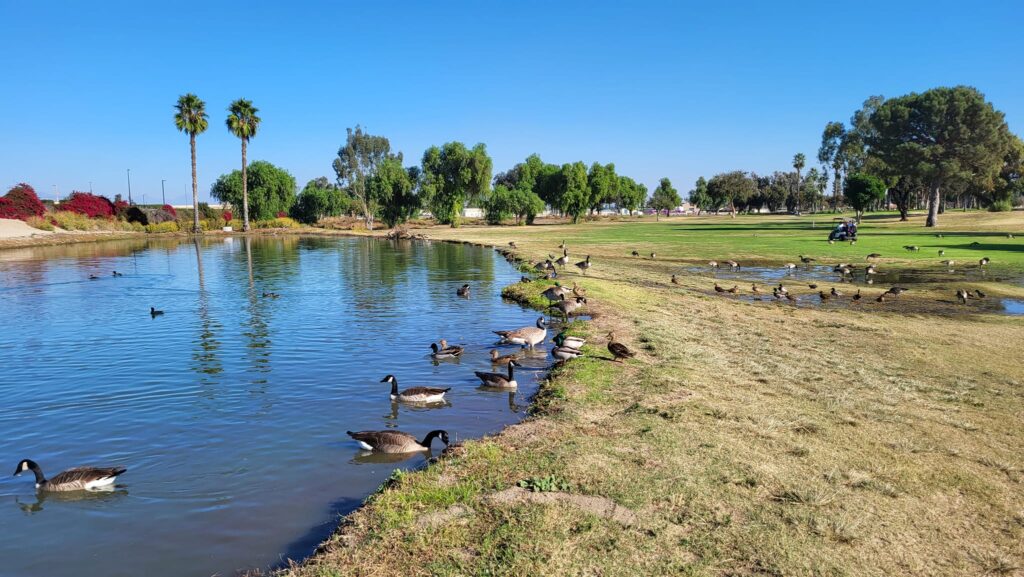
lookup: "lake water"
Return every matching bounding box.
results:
[0,236,552,577]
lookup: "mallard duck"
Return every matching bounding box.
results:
[751,283,761,293]
[575,255,592,275]
[494,318,548,348]
[490,349,518,366]
[606,332,635,362]
[726,285,739,294]
[555,249,570,269]
[150,307,164,317]
[974,289,986,298]
[520,276,533,283]
[714,283,726,293]
[88,274,99,280]
[571,282,586,298]
[830,287,843,297]
[631,250,640,257]
[799,255,815,263]
[262,291,280,298]
[671,275,680,285]
[808,283,818,289]
[14,459,126,492]
[430,342,464,359]
[852,289,862,302]
[381,374,450,403]
[347,430,449,453]
[112,271,123,277]
[552,345,583,362]
[475,360,519,389]
[456,284,471,297]
[777,283,788,294]
[553,330,585,350]
[785,292,796,302]
[818,291,831,302]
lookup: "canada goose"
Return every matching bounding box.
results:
[541,283,571,302]
[475,360,519,388]
[784,263,797,270]
[938,250,945,256]
[865,266,877,275]
[650,252,657,259]
[979,257,990,266]
[88,274,99,280]
[552,345,584,362]
[14,459,126,492]
[509,241,517,249]
[555,249,570,269]
[709,260,720,268]
[852,289,862,302]
[575,255,592,275]
[1009,234,1015,239]
[520,276,533,283]
[726,285,739,294]
[885,286,908,296]
[956,289,969,304]
[262,291,280,298]
[430,342,464,359]
[866,253,882,260]
[631,250,640,257]
[544,271,557,280]
[876,293,887,303]
[490,349,518,366]
[974,289,986,298]
[549,294,587,318]
[381,374,450,403]
[347,430,449,453]
[112,271,123,277]
[671,275,679,285]
[726,260,739,269]
[935,234,943,238]
[830,287,843,297]
[903,245,920,252]
[456,284,471,297]
[559,240,566,249]
[819,291,831,302]
[606,332,635,362]
[150,307,164,317]
[553,330,585,350]
[534,260,553,272]
[942,260,955,267]
[799,255,815,263]
[714,283,726,293]
[808,283,818,289]
[494,317,547,348]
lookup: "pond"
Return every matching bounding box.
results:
[0,236,554,577]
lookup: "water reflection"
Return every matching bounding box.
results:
[15,487,129,515]
[192,239,222,380]
[351,450,432,465]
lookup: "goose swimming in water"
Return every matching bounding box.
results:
[347,430,449,453]
[150,307,164,317]
[475,360,519,389]
[381,374,450,403]
[456,284,471,297]
[494,318,547,348]
[14,459,126,492]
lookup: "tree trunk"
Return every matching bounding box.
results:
[899,206,908,221]
[925,184,940,227]
[191,133,200,234]
[241,138,250,232]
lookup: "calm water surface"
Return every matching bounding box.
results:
[0,236,550,577]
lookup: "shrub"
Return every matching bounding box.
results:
[222,210,233,223]
[25,215,54,231]
[51,210,94,230]
[61,192,114,218]
[989,199,1013,212]
[145,221,180,233]
[254,217,301,229]
[0,183,46,220]
[113,199,129,218]
[198,202,218,220]
[275,211,288,218]
[162,204,178,218]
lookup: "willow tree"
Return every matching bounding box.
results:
[174,93,209,233]
[420,141,492,227]
[226,99,261,231]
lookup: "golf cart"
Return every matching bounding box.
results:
[828,218,858,241]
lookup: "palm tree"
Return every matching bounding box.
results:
[174,94,209,233]
[226,99,261,231]
[792,152,806,213]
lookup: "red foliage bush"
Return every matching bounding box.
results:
[276,211,287,218]
[61,192,114,218]
[113,199,129,218]
[162,204,178,218]
[222,210,233,223]
[0,183,46,220]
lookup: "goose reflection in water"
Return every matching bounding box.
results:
[16,486,129,515]
[351,450,433,465]
[383,400,452,422]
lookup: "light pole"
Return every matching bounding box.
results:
[127,169,133,205]
[161,179,166,206]
[53,184,58,202]
[89,181,93,193]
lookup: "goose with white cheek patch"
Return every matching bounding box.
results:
[14,459,127,492]
[381,374,450,403]
[493,318,547,348]
[346,430,449,453]
[475,360,520,389]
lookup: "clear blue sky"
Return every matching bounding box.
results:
[3,0,1022,204]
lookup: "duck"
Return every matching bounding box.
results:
[553,330,585,350]
[606,332,636,362]
[509,241,517,249]
[974,289,986,298]
[777,283,788,294]
[830,287,843,297]
[726,285,739,294]
[150,307,164,317]
[456,284,471,297]
[631,250,640,257]
[714,283,726,293]
[818,290,831,302]
[13,459,126,492]
[381,374,450,403]
[520,276,533,283]
[876,293,887,303]
[785,292,797,302]
[552,345,584,362]
[430,342,464,359]
[799,255,815,263]
[571,282,587,298]
[555,249,570,269]
[490,349,518,366]
[866,253,882,260]
[88,274,99,280]
[885,286,908,296]
[475,360,519,389]
[112,271,123,277]
[751,283,761,293]
[671,275,679,285]
[575,255,592,275]
[262,291,280,298]
[494,317,548,348]
[852,289,862,302]
[808,283,818,289]
[347,429,449,453]
[650,252,657,259]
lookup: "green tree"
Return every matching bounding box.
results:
[792,153,806,212]
[616,175,646,215]
[420,142,492,227]
[371,158,419,227]
[889,174,922,221]
[292,177,348,224]
[843,173,886,222]
[647,177,680,220]
[210,160,297,221]
[557,161,590,223]
[707,171,756,214]
[867,86,1015,227]
[534,162,564,209]
[483,185,545,225]
[688,176,711,214]
[226,98,261,232]
[818,121,846,211]
[333,126,395,231]
[587,162,618,214]
[174,93,209,233]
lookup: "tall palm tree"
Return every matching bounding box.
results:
[226,99,261,231]
[792,152,806,213]
[174,94,209,233]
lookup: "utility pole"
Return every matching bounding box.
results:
[53,184,58,202]
[127,169,133,205]
[89,181,93,193]
[161,179,166,206]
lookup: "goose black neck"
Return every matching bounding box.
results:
[390,379,399,396]
[507,363,515,379]
[421,430,445,448]
[27,462,45,485]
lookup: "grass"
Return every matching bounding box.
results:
[286,210,1024,577]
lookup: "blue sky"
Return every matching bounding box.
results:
[3,0,1022,204]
